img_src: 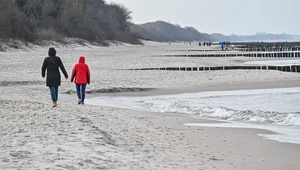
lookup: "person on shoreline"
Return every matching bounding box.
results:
[70,56,91,105]
[42,47,68,107]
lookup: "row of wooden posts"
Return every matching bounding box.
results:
[170,48,300,52]
[152,52,300,58]
[170,49,224,52]
[130,65,300,73]
[235,48,300,52]
[232,42,300,48]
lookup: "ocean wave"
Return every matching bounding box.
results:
[87,87,300,127]
[134,100,300,126]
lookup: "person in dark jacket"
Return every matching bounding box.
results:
[42,47,68,107]
[70,56,91,105]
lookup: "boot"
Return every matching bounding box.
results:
[53,101,57,107]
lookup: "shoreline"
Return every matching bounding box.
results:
[81,105,300,170]
[75,80,300,169]
[87,79,300,97]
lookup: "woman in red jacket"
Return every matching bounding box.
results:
[71,56,91,104]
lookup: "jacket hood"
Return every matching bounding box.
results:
[79,56,85,63]
[48,47,56,56]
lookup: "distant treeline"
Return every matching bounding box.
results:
[0,0,140,44]
[130,21,214,42]
[130,21,300,43]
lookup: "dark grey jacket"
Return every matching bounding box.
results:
[42,56,68,87]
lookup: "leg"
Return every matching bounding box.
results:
[49,86,57,107]
[81,84,87,104]
[49,86,56,102]
[55,86,59,102]
[76,84,82,104]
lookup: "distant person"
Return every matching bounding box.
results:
[221,42,225,50]
[70,56,91,105]
[272,42,276,50]
[42,47,68,107]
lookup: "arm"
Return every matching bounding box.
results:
[58,58,68,79]
[41,58,47,78]
[70,65,77,82]
[86,65,91,84]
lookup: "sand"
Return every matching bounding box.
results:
[1,41,300,169]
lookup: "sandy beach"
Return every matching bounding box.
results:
[1,42,300,170]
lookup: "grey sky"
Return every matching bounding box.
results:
[107,0,299,35]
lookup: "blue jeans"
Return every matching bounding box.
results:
[76,84,87,103]
[49,86,58,102]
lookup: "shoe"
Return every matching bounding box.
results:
[78,99,82,105]
[81,102,84,105]
[53,102,57,107]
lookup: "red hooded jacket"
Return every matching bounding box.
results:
[71,56,91,84]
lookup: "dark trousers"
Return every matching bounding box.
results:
[49,86,58,102]
[76,84,87,103]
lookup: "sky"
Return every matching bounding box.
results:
[106,0,300,35]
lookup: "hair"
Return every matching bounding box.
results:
[48,47,57,56]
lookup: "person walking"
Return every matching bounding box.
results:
[42,47,68,107]
[70,56,91,105]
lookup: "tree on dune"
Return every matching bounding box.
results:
[0,0,140,44]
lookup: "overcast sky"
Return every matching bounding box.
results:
[107,0,299,35]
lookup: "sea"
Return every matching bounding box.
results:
[86,60,300,144]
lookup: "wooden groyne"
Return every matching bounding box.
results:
[127,65,300,73]
[151,51,300,58]
[169,49,224,52]
[235,48,300,52]
[170,48,300,52]
[233,41,300,52]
